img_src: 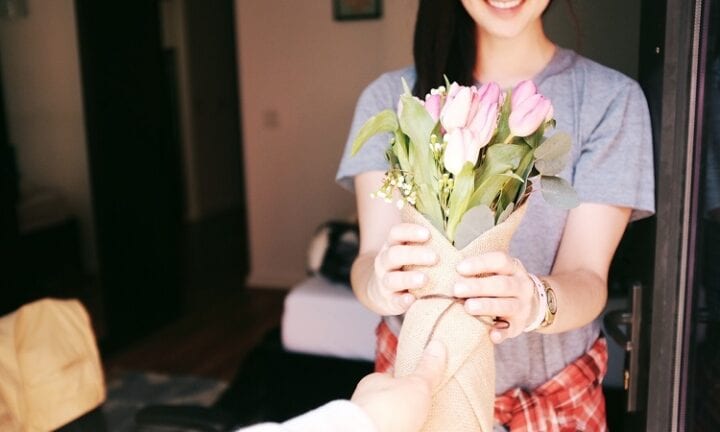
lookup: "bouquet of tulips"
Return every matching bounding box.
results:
[352,79,576,249]
[352,79,577,432]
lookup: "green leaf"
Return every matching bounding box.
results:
[469,143,529,209]
[534,132,572,176]
[415,183,444,233]
[468,173,507,208]
[445,163,475,242]
[474,143,527,186]
[540,176,579,209]
[454,204,495,249]
[397,92,440,212]
[523,122,547,148]
[494,92,513,143]
[514,148,537,206]
[398,94,435,163]
[351,110,398,156]
[392,130,411,172]
[496,202,515,225]
[401,77,412,96]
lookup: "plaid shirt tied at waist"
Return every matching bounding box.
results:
[375,320,608,431]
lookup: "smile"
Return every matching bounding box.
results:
[486,0,523,10]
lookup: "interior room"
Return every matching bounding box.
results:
[1,0,718,431]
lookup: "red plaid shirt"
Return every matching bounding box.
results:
[375,320,608,431]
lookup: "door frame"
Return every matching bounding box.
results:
[644,0,704,429]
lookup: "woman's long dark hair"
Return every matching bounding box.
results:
[412,0,476,97]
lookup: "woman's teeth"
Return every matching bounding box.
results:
[487,0,522,9]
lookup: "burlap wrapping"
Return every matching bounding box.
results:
[395,204,527,432]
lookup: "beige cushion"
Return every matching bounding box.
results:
[0,298,105,431]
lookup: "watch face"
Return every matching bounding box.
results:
[546,288,558,314]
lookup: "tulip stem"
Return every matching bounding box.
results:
[503,134,514,144]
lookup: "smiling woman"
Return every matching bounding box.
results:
[337,0,654,430]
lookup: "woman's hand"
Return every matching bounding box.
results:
[367,223,439,316]
[453,252,539,343]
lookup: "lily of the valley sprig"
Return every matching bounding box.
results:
[352,78,578,249]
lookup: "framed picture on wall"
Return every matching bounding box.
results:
[333,0,382,21]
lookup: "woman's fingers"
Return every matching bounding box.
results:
[464,296,520,317]
[388,223,431,245]
[456,251,519,276]
[454,274,514,298]
[463,297,527,343]
[378,244,438,272]
[383,270,428,293]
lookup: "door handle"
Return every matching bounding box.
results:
[603,282,642,413]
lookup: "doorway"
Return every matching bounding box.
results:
[75,0,247,349]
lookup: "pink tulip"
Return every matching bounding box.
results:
[440,83,500,140]
[511,80,537,108]
[440,85,473,130]
[507,80,554,137]
[443,128,480,175]
[424,93,443,122]
[508,93,553,137]
[468,96,499,149]
[438,82,502,174]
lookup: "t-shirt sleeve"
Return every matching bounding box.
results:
[572,80,655,221]
[336,71,411,192]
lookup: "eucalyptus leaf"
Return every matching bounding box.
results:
[534,132,572,176]
[540,176,579,209]
[536,158,569,176]
[446,163,476,242]
[351,109,398,156]
[454,205,495,249]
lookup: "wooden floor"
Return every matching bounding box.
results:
[103,287,288,382]
[102,208,290,382]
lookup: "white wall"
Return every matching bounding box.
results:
[236,0,417,287]
[0,0,96,268]
[0,0,643,288]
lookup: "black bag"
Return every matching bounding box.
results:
[306,221,359,285]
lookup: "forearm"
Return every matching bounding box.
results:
[538,269,607,334]
[351,252,384,314]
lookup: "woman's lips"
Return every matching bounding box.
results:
[486,0,523,10]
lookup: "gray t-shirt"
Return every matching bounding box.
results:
[336,47,655,394]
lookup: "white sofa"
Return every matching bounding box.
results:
[281,276,379,362]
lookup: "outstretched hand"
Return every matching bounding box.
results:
[351,340,447,432]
